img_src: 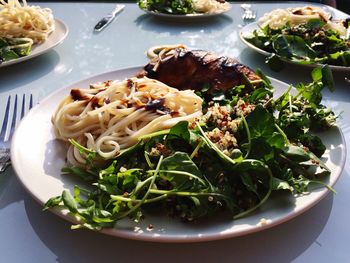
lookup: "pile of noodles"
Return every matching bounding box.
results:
[259,6,346,37]
[52,77,203,165]
[0,0,55,43]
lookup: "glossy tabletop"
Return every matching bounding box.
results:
[0,1,349,262]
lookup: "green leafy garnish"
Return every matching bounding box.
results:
[0,37,33,64]
[138,0,194,14]
[245,18,350,69]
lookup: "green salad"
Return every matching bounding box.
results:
[0,37,33,64]
[138,0,195,15]
[44,66,336,230]
[245,18,350,70]
[137,0,230,15]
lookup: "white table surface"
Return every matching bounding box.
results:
[0,1,349,262]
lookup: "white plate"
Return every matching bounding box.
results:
[139,5,231,20]
[11,67,346,242]
[239,21,350,72]
[0,19,68,68]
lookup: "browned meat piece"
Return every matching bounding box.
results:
[137,47,261,93]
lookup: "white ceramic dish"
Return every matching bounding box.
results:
[0,19,68,68]
[139,5,231,20]
[11,67,346,242]
[239,21,350,72]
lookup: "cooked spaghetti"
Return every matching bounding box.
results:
[0,0,55,43]
[52,77,203,165]
[259,6,346,37]
[193,0,230,14]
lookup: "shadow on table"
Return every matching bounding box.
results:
[24,189,334,263]
[0,50,60,91]
[0,167,24,210]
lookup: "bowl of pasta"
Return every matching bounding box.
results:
[0,0,68,67]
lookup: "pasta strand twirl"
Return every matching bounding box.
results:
[0,0,55,43]
[52,77,203,165]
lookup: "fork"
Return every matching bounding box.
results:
[0,94,33,172]
[241,4,256,21]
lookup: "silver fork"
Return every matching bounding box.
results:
[0,94,33,172]
[241,4,256,21]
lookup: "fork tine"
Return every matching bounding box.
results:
[29,94,33,109]
[20,94,26,119]
[0,94,34,143]
[9,95,18,141]
[0,96,11,142]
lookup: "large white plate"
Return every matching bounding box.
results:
[239,21,350,72]
[0,19,68,68]
[139,5,231,20]
[11,67,346,242]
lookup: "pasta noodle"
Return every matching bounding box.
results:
[259,6,346,37]
[52,77,203,165]
[0,0,55,43]
[192,0,230,14]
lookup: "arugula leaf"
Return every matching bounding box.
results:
[62,190,78,213]
[240,172,259,196]
[271,177,293,192]
[233,159,273,219]
[0,47,18,61]
[245,105,275,139]
[321,65,335,92]
[305,18,326,30]
[272,34,317,60]
[167,121,190,141]
[282,144,311,162]
[161,152,201,176]
[159,152,204,190]
[299,133,326,157]
[43,196,62,211]
[287,175,311,194]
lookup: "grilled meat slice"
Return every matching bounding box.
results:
[137,47,261,93]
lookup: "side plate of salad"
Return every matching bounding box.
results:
[0,19,68,68]
[240,20,350,72]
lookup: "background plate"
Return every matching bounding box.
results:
[239,21,350,72]
[0,19,68,68]
[11,67,346,242]
[139,5,231,20]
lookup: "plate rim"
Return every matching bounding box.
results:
[11,66,347,243]
[0,18,69,68]
[239,21,350,71]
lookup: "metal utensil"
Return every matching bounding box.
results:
[94,4,125,32]
[241,4,256,21]
[0,94,33,172]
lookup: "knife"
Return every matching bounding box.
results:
[94,4,125,32]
